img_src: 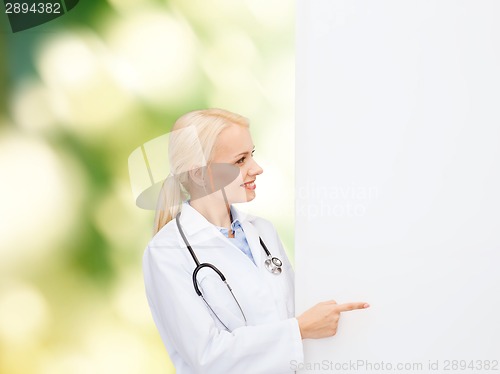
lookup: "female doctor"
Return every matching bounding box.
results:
[142,108,370,374]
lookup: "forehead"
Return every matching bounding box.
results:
[214,125,253,157]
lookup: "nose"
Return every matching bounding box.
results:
[248,158,263,176]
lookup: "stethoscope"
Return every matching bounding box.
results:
[175,211,283,331]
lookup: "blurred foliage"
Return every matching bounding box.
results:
[0,0,294,373]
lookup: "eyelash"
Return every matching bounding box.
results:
[236,150,255,165]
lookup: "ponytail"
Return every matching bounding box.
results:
[153,173,186,236]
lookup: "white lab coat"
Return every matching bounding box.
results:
[143,202,304,374]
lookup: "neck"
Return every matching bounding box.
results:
[189,194,233,229]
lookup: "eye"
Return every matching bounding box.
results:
[235,149,255,165]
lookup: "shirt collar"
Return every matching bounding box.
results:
[215,218,242,232]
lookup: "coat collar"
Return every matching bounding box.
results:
[177,201,263,265]
[178,201,256,236]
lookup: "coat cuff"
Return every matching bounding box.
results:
[288,318,304,365]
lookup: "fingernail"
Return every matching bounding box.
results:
[363,303,370,308]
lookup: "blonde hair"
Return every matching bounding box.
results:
[153,108,249,235]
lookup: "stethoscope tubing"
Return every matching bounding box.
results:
[175,210,282,330]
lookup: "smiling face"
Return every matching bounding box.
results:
[210,124,263,204]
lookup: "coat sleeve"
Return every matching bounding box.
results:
[143,243,304,374]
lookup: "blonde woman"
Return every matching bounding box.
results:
[143,108,370,373]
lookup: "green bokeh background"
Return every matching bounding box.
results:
[0,1,295,372]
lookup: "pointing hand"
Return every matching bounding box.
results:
[296,300,370,339]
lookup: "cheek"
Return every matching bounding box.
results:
[225,171,246,199]
[238,166,249,179]
[231,170,244,187]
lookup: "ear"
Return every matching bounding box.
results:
[188,165,206,188]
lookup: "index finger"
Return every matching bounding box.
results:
[336,302,370,312]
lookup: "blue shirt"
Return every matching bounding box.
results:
[186,200,256,265]
[216,219,256,266]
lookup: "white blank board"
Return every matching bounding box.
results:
[295,1,500,372]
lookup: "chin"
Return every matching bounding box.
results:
[229,193,256,204]
[245,191,256,202]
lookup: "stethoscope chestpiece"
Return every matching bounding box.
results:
[264,256,283,275]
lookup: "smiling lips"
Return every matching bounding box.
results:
[241,180,256,190]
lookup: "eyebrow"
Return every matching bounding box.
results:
[234,146,255,159]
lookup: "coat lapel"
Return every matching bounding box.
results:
[177,202,223,248]
[177,202,264,269]
[231,206,263,268]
